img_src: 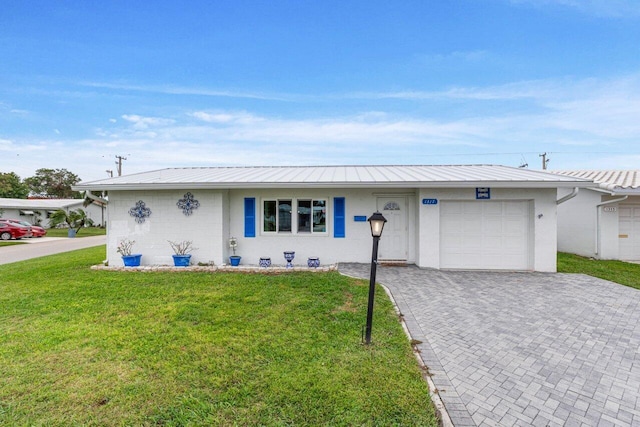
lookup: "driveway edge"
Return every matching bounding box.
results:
[381,284,454,427]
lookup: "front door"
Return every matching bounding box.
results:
[619,204,640,260]
[377,197,408,260]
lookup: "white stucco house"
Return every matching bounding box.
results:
[554,170,640,261]
[0,197,106,228]
[73,165,593,272]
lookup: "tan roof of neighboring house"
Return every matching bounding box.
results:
[74,164,594,191]
[553,170,640,193]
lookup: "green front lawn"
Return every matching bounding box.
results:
[45,227,106,238]
[0,246,437,426]
[558,252,640,290]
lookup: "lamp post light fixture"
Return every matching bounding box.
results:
[364,211,387,345]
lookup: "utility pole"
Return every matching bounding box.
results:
[115,155,127,176]
[106,170,113,178]
[539,153,549,170]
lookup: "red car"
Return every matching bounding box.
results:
[0,222,29,240]
[0,219,33,238]
[9,219,47,237]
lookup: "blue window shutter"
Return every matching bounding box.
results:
[334,197,345,238]
[244,198,256,238]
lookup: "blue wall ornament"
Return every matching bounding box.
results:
[129,200,152,224]
[177,192,200,216]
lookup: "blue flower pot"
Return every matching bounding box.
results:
[229,256,241,266]
[122,254,142,267]
[172,254,192,267]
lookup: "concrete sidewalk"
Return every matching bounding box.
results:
[0,235,106,265]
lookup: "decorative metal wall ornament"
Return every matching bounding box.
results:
[129,200,152,224]
[177,192,200,216]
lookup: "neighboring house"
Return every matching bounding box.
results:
[554,170,640,261]
[0,198,106,228]
[73,165,593,272]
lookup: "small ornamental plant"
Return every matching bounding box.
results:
[116,239,135,256]
[168,240,195,255]
[229,237,238,255]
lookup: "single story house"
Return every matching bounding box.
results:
[74,165,593,272]
[554,170,640,261]
[0,197,106,228]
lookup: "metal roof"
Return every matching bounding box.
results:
[0,198,86,209]
[74,165,594,191]
[553,170,640,194]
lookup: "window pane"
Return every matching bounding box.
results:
[313,200,326,232]
[298,200,311,232]
[278,200,292,232]
[264,200,276,232]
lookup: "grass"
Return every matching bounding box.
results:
[558,252,640,290]
[0,246,437,426]
[45,227,106,238]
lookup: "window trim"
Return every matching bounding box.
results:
[262,197,329,236]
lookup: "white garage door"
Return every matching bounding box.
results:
[440,201,532,270]
[619,204,640,260]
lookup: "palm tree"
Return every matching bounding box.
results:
[50,208,94,235]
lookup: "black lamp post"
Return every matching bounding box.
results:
[365,211,387,345]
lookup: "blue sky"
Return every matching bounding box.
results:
[1,0,640,182]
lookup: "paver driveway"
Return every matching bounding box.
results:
[339,264,640,427]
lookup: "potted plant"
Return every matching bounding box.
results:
[49,208,94,237]
[117,238,142,267]
[168,240,195,267]
[228,237,241,266]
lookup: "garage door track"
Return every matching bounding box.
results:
[339,264,640,427]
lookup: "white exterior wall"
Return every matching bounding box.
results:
[417,188,558,272]
[106,190,227,266]
[557,189,600,258]
[104,186,560,271]
[227,188,417,266]
[557,190,640,260]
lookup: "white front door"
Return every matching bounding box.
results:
[619,204,640,260]
[377,197,408,260]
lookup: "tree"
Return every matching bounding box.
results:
[0,172,29,198]
[49,208,94,234]
[24,168,81,199]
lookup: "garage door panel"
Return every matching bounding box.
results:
[440,201,531,270]
[484,203,502,215]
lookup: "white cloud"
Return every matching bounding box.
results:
[121,114,175,130]
[508,0,640,18]
[189,111,265,125]
[81,81,291,101]
[4,74,640,180]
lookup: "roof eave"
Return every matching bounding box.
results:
[73,180,594,191]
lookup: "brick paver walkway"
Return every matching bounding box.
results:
[339,264,640,427]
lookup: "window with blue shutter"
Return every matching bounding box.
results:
[334,197,345,238]
[244,198,256,238]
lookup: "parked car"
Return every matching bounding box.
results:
[0,219,33,238]
[1,219,46,237]
[0,222,29,240]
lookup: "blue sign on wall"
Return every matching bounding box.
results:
[476,187,491,199]
[354,215,367,222]
[422,198,438,205]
